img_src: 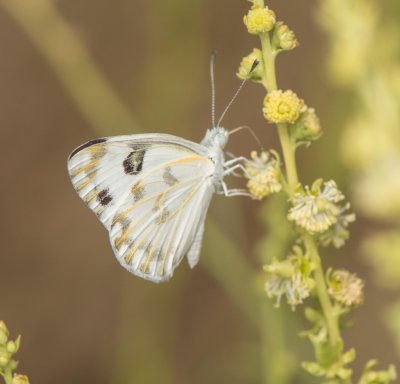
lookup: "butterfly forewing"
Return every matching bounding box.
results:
[68,134,215,282]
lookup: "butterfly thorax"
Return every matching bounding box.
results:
[200,127,228,190]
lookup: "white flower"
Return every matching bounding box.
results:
[319,203,356,248]
[328,270,364,307]
[288,180,345,234]
[264,254,315,310]
[245,151,282,200]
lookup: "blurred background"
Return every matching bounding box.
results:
[0,0,399,383]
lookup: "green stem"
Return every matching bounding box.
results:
[259,31,298,193]
[258,7,342,352]
[260,32,277,92]
[258,29,296,384]
[3,369,13,384]
[277,123,298,191]
[304,235,341,346]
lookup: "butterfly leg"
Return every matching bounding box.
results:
[223,156,250,167]
[224,163,252,179]
[225,151,237,159]
[220,181,252,197]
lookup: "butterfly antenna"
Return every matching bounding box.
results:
[210,50,217,128]
[229,125,265,151]
[216,59,259,128]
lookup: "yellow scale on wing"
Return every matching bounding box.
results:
[141,179,204,274]
[112,156,209,248]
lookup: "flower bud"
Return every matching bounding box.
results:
[237,49,264,82]
[0,321,8,345]
[12,375,30,384]
[243,6,276,35]
[263,90,304,124]
[6,340,18,354]
[292,107,322,144]
[0,350,11,368]
[272,21,299,51]
[264,258,295,279]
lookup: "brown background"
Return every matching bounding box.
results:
[0,1,398,383]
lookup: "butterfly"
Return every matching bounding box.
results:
[67,56,259,283]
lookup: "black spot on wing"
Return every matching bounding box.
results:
[69,138,107,160]
[123,146,146,175]
[97,189,113,206]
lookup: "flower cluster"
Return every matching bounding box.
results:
[328,269,364,307]
[239,1,395,383]
[272,21,298,51]
[237,48,264,82]
[288,179,353,239]
[0,321,29,384]
[243,5,276,35]
[245,151,282,200]
[318,202,355,248]
[263,89,304,124]
[292,107,323,145]
[358,360,397,384]
[264,247,315,309]
[302,340,355,382]
[11,376,29,384]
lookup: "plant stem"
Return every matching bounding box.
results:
[3,369,13,384]
[260,32,277,92]
[277,123,298,191]
[258,13,342,350]
[258,27,296,384]
[304,235,341,346]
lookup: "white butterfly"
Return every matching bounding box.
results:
[67,56,258,283]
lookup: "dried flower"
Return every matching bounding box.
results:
[263,90,304,124]
[288,180,346,234]
[243,5,276,35]
[328,270,364,307]
[245,150,282,200]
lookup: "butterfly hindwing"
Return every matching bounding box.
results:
[68,134,216,282]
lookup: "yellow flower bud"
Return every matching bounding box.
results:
[0,321,8,345]
[243,6,276,35]
[0,350,11,368]
[263,90,304,124]
[6,340,17,354]
[272,21,299,51]
[12,375,30,384]
[237,48,263,82]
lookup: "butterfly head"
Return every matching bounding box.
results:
[201,126,229,149]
